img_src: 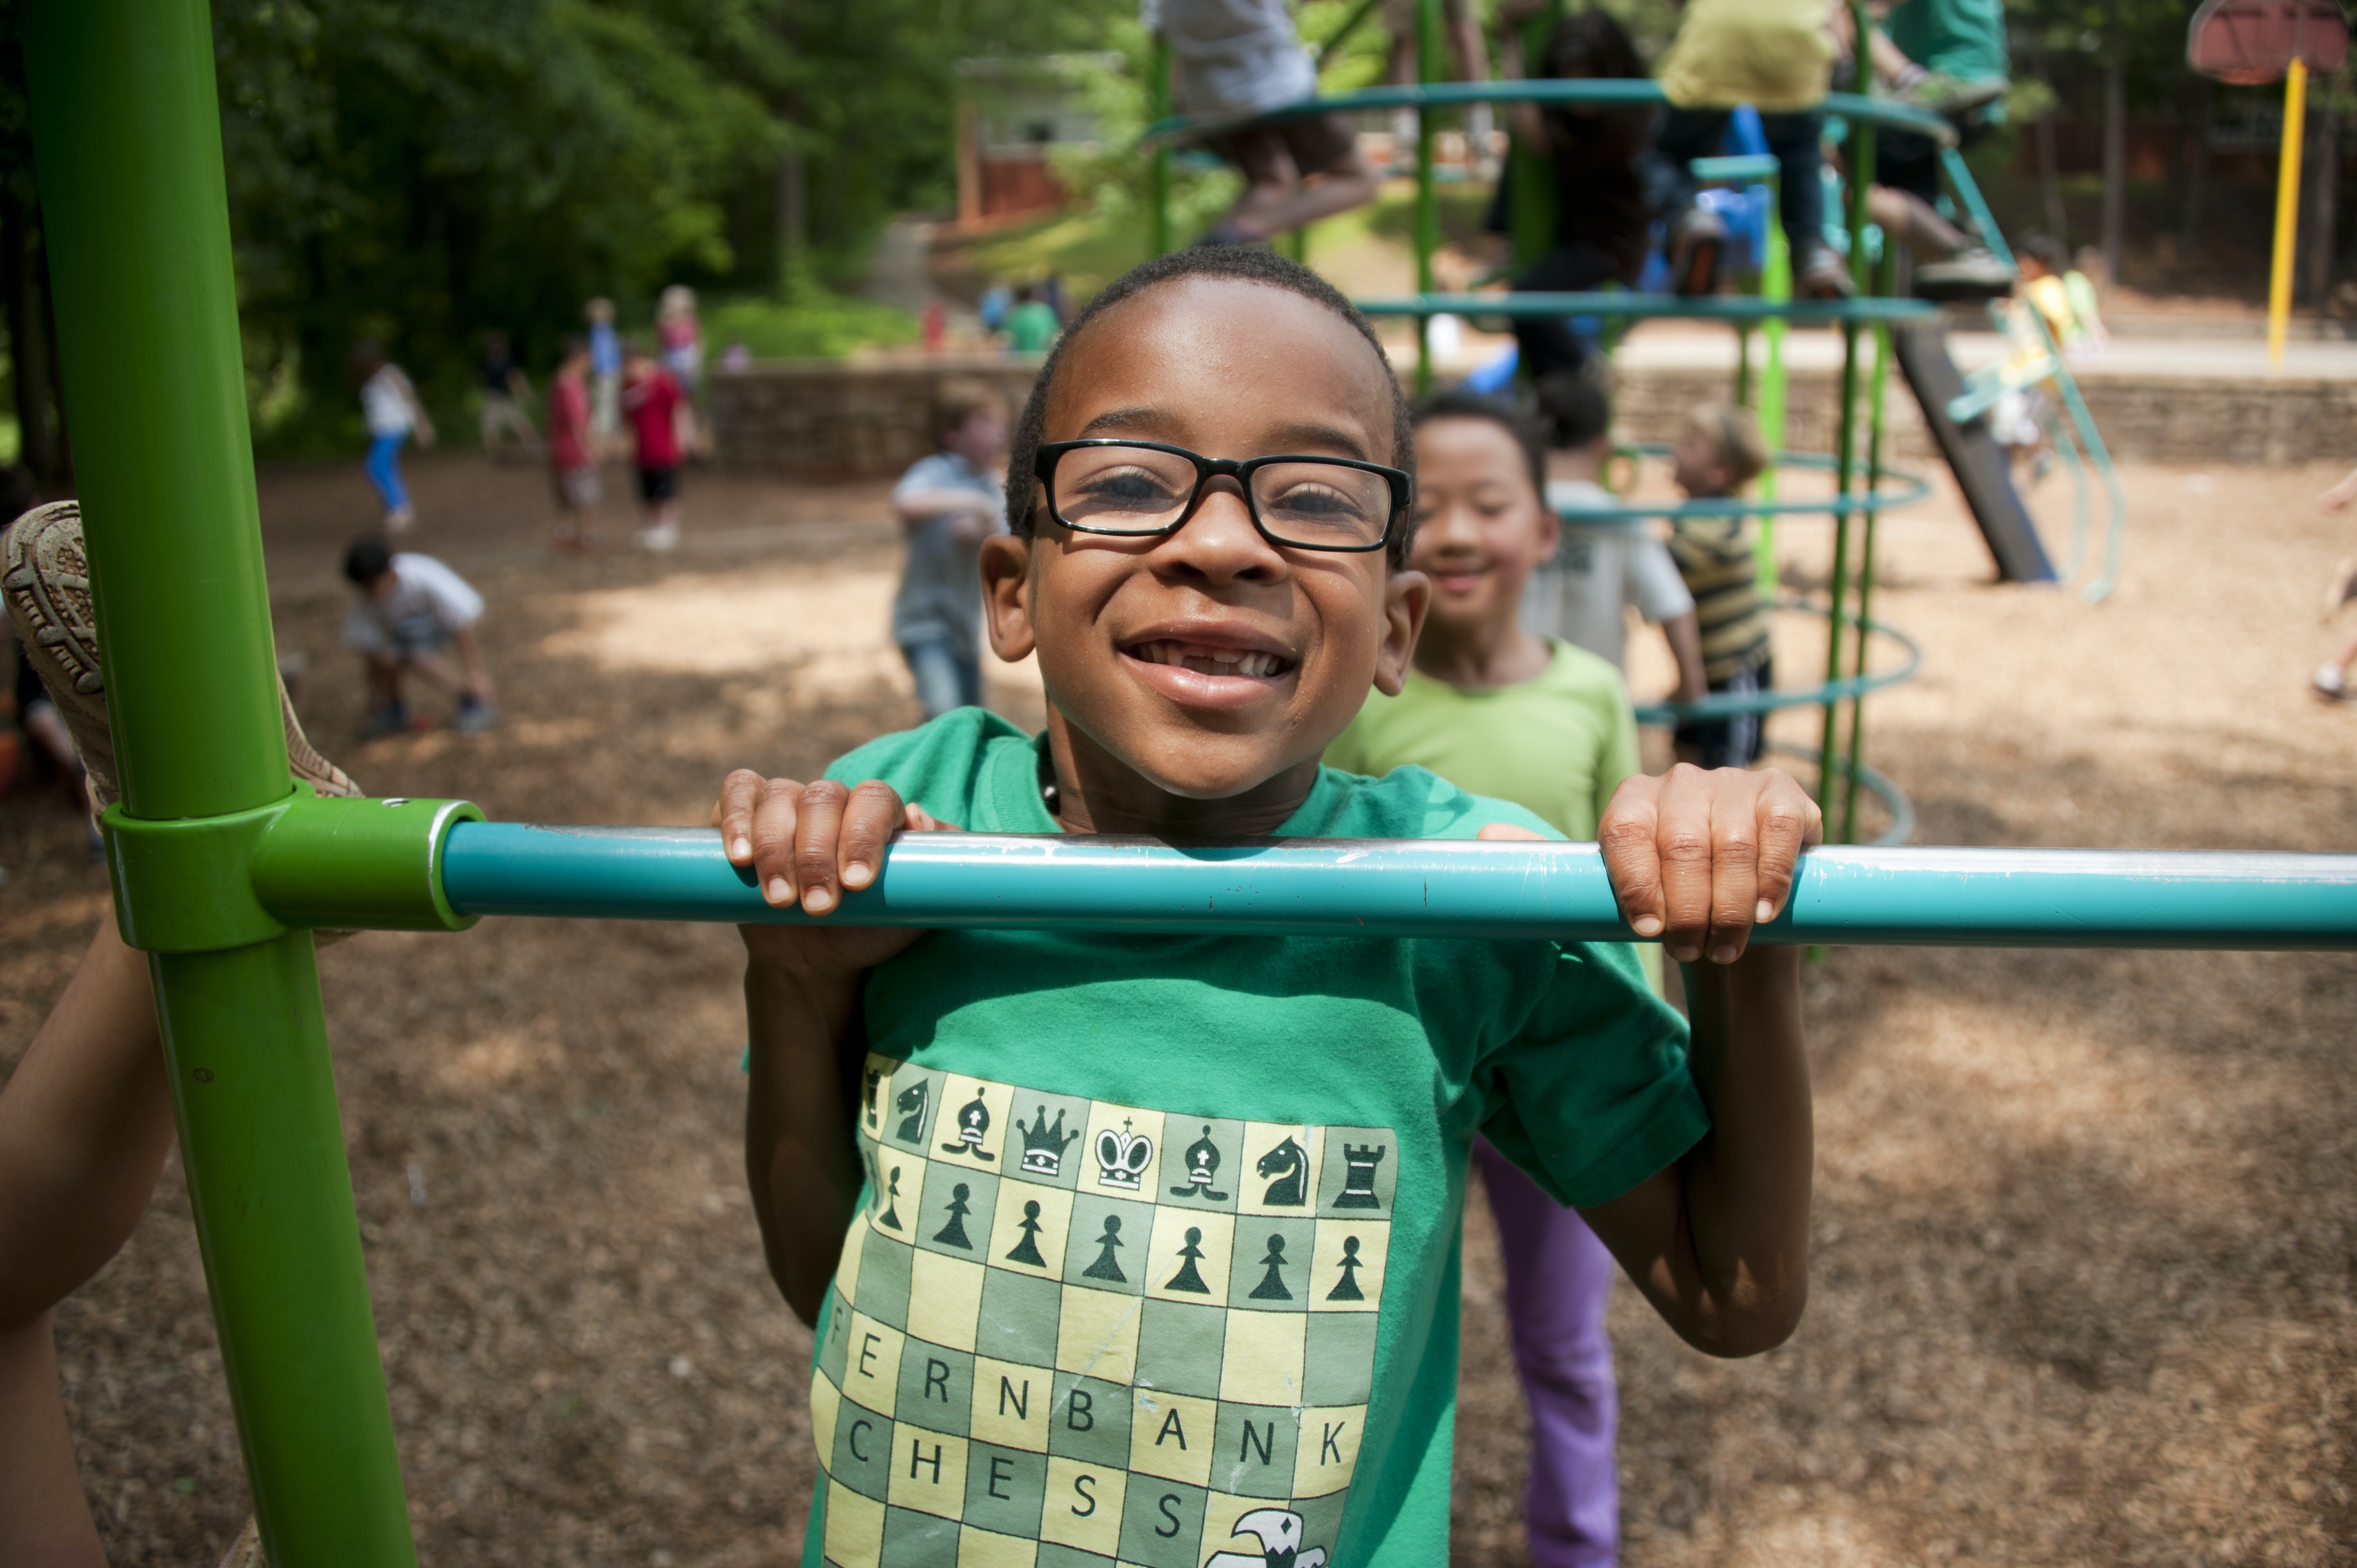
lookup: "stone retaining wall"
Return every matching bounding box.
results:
[708,353,2349,480]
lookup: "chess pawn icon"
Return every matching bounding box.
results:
[934,1182,975,1250]
[879,1166,905,1231]
[1326,1236,1366,1302]
[1247,1233,1292,1300]
[1081,1214,1128,1282]
[1005,1199,1047,1267]
[1164,1226,1211,1294]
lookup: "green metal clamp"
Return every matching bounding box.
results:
[104,788,484,952]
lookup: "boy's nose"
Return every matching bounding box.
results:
[1162,479,1282,576]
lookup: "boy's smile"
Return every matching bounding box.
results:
[1411,415,1556,630]
[979,276,1427,829]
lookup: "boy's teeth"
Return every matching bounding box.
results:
[1135,641,1285,678]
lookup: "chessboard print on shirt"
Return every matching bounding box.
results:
[812,1055,1399,1568]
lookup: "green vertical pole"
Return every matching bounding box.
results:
[1150,31,1175,256]
[1840,249,1898,844]
[1816,3,1877,813]
[1414,0,1442,393]
[21,3,419,1563]
[1753,176,1790,594]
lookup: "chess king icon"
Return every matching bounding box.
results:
[1203,1507,1329,1568]
[1094,1121,1153,1191]
[1016,1105,1080,1178]
[941,1094,996,1162]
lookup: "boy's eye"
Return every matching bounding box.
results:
[1253,465,1388,542]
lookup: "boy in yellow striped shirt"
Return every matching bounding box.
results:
[1667,404,1774,769]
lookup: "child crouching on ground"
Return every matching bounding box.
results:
[1323,388,1651,1568]
[1669,403,1775,770]
[342,538,497,736]
[711,249,1817,1568]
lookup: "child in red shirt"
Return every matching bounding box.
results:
[546,335,603,552]
[622,342,686,553]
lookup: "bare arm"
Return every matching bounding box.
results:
[1662,611,1708,703]
[2320,465,2357,513]
[896,488,1002,544]
[1577,765,1819,1356]
[449,625,493,703]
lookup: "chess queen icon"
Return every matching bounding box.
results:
[1203,1508,1329,1568]
[1015,1105,1080,1178]
[940,1094,996,1162]
[1094,1121,1152,1192]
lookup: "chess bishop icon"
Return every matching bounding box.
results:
[940,1094,996,1162]
[1203,1508,1329,1568]
[1168,1125,1229,1201]
[1094,1121,1153,1191]
[1015,1105,1080,1178]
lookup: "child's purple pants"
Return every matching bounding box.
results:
[1475,1137,1621,1568]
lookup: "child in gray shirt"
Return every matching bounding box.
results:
[891,380,1010,718]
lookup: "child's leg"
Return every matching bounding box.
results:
[1756,109,1827,256]
[0,1312,103,1566]
[364,434,409,518]
[900,639,965,720]
[363,650,404,709]
[951,643,985,711]
[1474,1139,1620,1568]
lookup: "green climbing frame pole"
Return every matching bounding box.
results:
[1413,0,1443,393]
[1840,248,1899,843]
[20,2,418,1562]
[1150,29,1175,256]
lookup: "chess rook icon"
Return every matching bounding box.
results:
[1203,1507,1329,1568]
[893,1080,929,1143]
[1168,1125,1229,1201]
[862,1068,883,1131]
[1094,1121,1153,1191]
[1256,1135,1310,1206]
[1333,1142,1387,1210]
[940,1094,996,1162]
[1015,1104,1080,1178]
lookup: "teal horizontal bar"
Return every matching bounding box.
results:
[1354,292,1941,322]
[436,826,2357,951]
[1144,84,1957,146]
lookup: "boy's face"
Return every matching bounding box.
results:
[980,277,1426,801]
[365,570,397,601]
[1411,416,1558,640]
[946,407,1009,465]
[1671,427,1732,498]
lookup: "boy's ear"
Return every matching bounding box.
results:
[980,532,1036,663]
[1372,566,1430,698]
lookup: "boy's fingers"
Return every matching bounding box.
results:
[714,768,768,863]
[1474,822,1547,842]
[1705,779,1764,963]
[904,804,967,834]
[1752,769,1820,923]
[792,780,853,915]
[837,781,907,890]
[1653,765,1719,964]
[747,777,806,906]
[1598,776,1668,940]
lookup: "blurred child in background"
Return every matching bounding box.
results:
[622,339,688,553]
[476,329,539,457]
[353,341,434,534]
[342,538,497,736]
[1325,390,1652,1564]
[889,378,1008,718]
[545,335,603,553]
[1004,284,1062,354]
[1524,373,1710,710]
[657,284,707,454]
[586,297,622,453]
[1667,402,1774,768]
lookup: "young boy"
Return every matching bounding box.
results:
[1668,403,1775,769]
[1527,372,1708,704]
[1004,286,1061,355]
[342,538,497,735]
[1324,390,1650,1566]
[623,340,687,553]
[891,379,1008,719]
[586,296,622,451]
[711,248,1816,1568]
[545,335,603,551]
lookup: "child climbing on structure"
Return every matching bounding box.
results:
[709,247,1819,1568]
[1668,402,1776,768]
[1322,387,1654,1566]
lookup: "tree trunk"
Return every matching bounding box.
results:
[0,181,60,483]
[776,141,808,292]
[2100,2,2126,281]
[2180,86,2210,260]
[2037,109,2070,248]
[2304,102,2337,306]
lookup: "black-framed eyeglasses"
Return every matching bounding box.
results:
[1032,439,1409,553]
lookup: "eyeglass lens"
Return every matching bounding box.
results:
[1052,445,1390,547]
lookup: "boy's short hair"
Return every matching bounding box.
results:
[1532,369,1610,451]
[1004,247,1418,568]
[934,377,1010,441]
[2015,233,2067,272]
[559,333,588,360]
[343,538,393,586]
[1685,402,1769,488]
[1414,389,1546,503]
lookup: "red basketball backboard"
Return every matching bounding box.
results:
[2188,0,2350,83]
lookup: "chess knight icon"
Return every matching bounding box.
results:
[1015,1105,1080,1177]
[1256,1135,1310,1206]
[893,1080,930,1144]
[940,1094,997,1162]
[1094,1121,1154,1190]
[1203,1508,1329,1568]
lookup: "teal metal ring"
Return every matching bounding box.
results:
[1561,445,1932,522]
[1631,603,1922,725]
[1353,291,1941,322]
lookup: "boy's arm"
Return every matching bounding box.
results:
[894,487,1000,528]
[1565,765,1817,1355]
[449,625,494,702]
[2320,465,2357,513]
[1661,612,1708,703]
[715,771,956,1324]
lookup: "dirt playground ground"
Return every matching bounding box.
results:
[4,445,2357,1566]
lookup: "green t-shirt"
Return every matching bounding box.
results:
[1006,301,1061,354]
[804,708,1704,1568]
[1323,641,1640,843]
[1887,0,2009,85]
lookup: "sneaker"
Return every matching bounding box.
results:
[218,1517,261,1568]
[359,699,411,740]
[1668,208,1726,297]
[2,501,362,813]
[453,694,499,735]
[2315,664,2347,701]
[384,503,416,535]
[635,520,680,553]
[1797,244,1855,301]
[1915,246,2016,302]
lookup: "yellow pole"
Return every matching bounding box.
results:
[2269,58,2308,368]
